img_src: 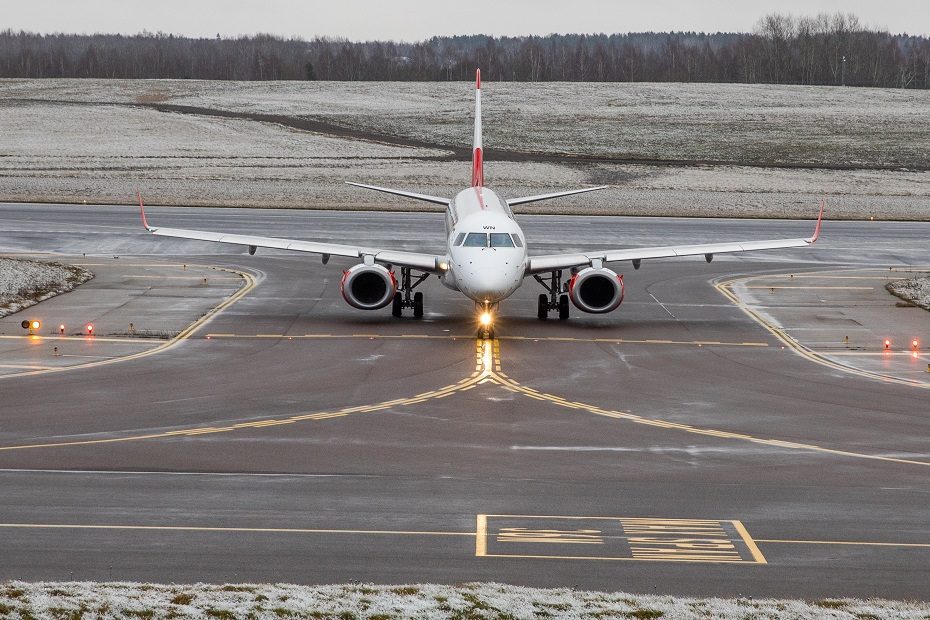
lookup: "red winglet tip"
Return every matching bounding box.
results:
[476,68,481,90]
[810,199,825,242]
[137,191,151,230]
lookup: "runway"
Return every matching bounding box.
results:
[1,203,929,599]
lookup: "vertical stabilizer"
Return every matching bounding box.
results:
[471,69,483,187]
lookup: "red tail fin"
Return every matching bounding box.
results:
[471,69,483,187]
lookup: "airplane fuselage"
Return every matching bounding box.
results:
[442,186,526,305]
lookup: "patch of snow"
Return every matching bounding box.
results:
[1,581,928,620]
[0,257,93,317]
[887,275,930,310]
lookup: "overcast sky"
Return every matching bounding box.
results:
[8,1,928,40]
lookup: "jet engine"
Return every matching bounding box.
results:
[568,267,624,314]
[341,264,397,310]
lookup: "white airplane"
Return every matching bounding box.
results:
[139,69,823,326]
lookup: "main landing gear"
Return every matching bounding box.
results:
[392,267,429,318]
[534,270,569,320]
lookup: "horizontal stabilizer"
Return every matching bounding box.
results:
[346,182,450,206]
[508,186,608,206]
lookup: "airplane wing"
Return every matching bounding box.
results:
[137,194,444,273]
[345,182,450,206]
[507,185,608,206]
[526,201,825,274]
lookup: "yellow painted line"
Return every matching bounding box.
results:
[756,539,930,548]
[0,368,486,452]
[70,263,196,267]
[69,259,197,269]
[770,275,899,279]
[745,286,873,290]
[488,341,930,469]
[496,336,767,348]
[732,520,767,564]
[477,553,747,564]
[825,351,929,358]
[0,335,164,345]
[0,265,257,381]
[0,522,473,537]
[123,275,240,280]
[715,276,930,390]
[0,364,55,370]
[476,514,488,556]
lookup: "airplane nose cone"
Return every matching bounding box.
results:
[455,251,523,303]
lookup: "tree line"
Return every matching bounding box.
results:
[1,12,928,88]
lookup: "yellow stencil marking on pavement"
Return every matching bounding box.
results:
[476,515,764,564]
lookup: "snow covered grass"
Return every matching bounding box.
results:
[1,79,928,218]
[0,257,93,317]
[1,581,928,620]
[887,275,930,310]
[4,78,929,168]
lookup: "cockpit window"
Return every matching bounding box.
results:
[489,233,515,248]
[463,233,488,247]
[453,232,467,246]
[510,234,524,247]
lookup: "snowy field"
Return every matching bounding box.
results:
[1,581,928,620]
[0,79,928,218]
[0,257,92,317]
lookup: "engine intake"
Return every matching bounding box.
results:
[341,264,397,310]
[568,267,624,314]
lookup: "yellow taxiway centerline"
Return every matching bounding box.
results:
[3,328,928,472]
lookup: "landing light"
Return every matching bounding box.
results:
[86,324,94,335]
[480,312,492,327]
[884,339,891,350]
[31,320,40,330]
[914,339,920,350]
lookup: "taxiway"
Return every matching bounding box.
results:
[0,203,928,599]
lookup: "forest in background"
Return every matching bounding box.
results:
[1,12,928,88]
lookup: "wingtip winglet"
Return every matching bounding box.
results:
[137,191,152,231]
[809,198,825,243]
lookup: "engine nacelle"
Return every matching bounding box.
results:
[340,264,397,310]
[568,267,624,314]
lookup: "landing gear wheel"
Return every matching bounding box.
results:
[537,294,548,320]
[413,291,424,318]
[558,294,570,320]
[391,292,402,317]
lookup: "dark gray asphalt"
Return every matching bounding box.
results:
[1,203,929,599]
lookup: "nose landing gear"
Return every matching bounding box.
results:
[477,301,497,339]
[392,267,428,318]
[534,270,569,320]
